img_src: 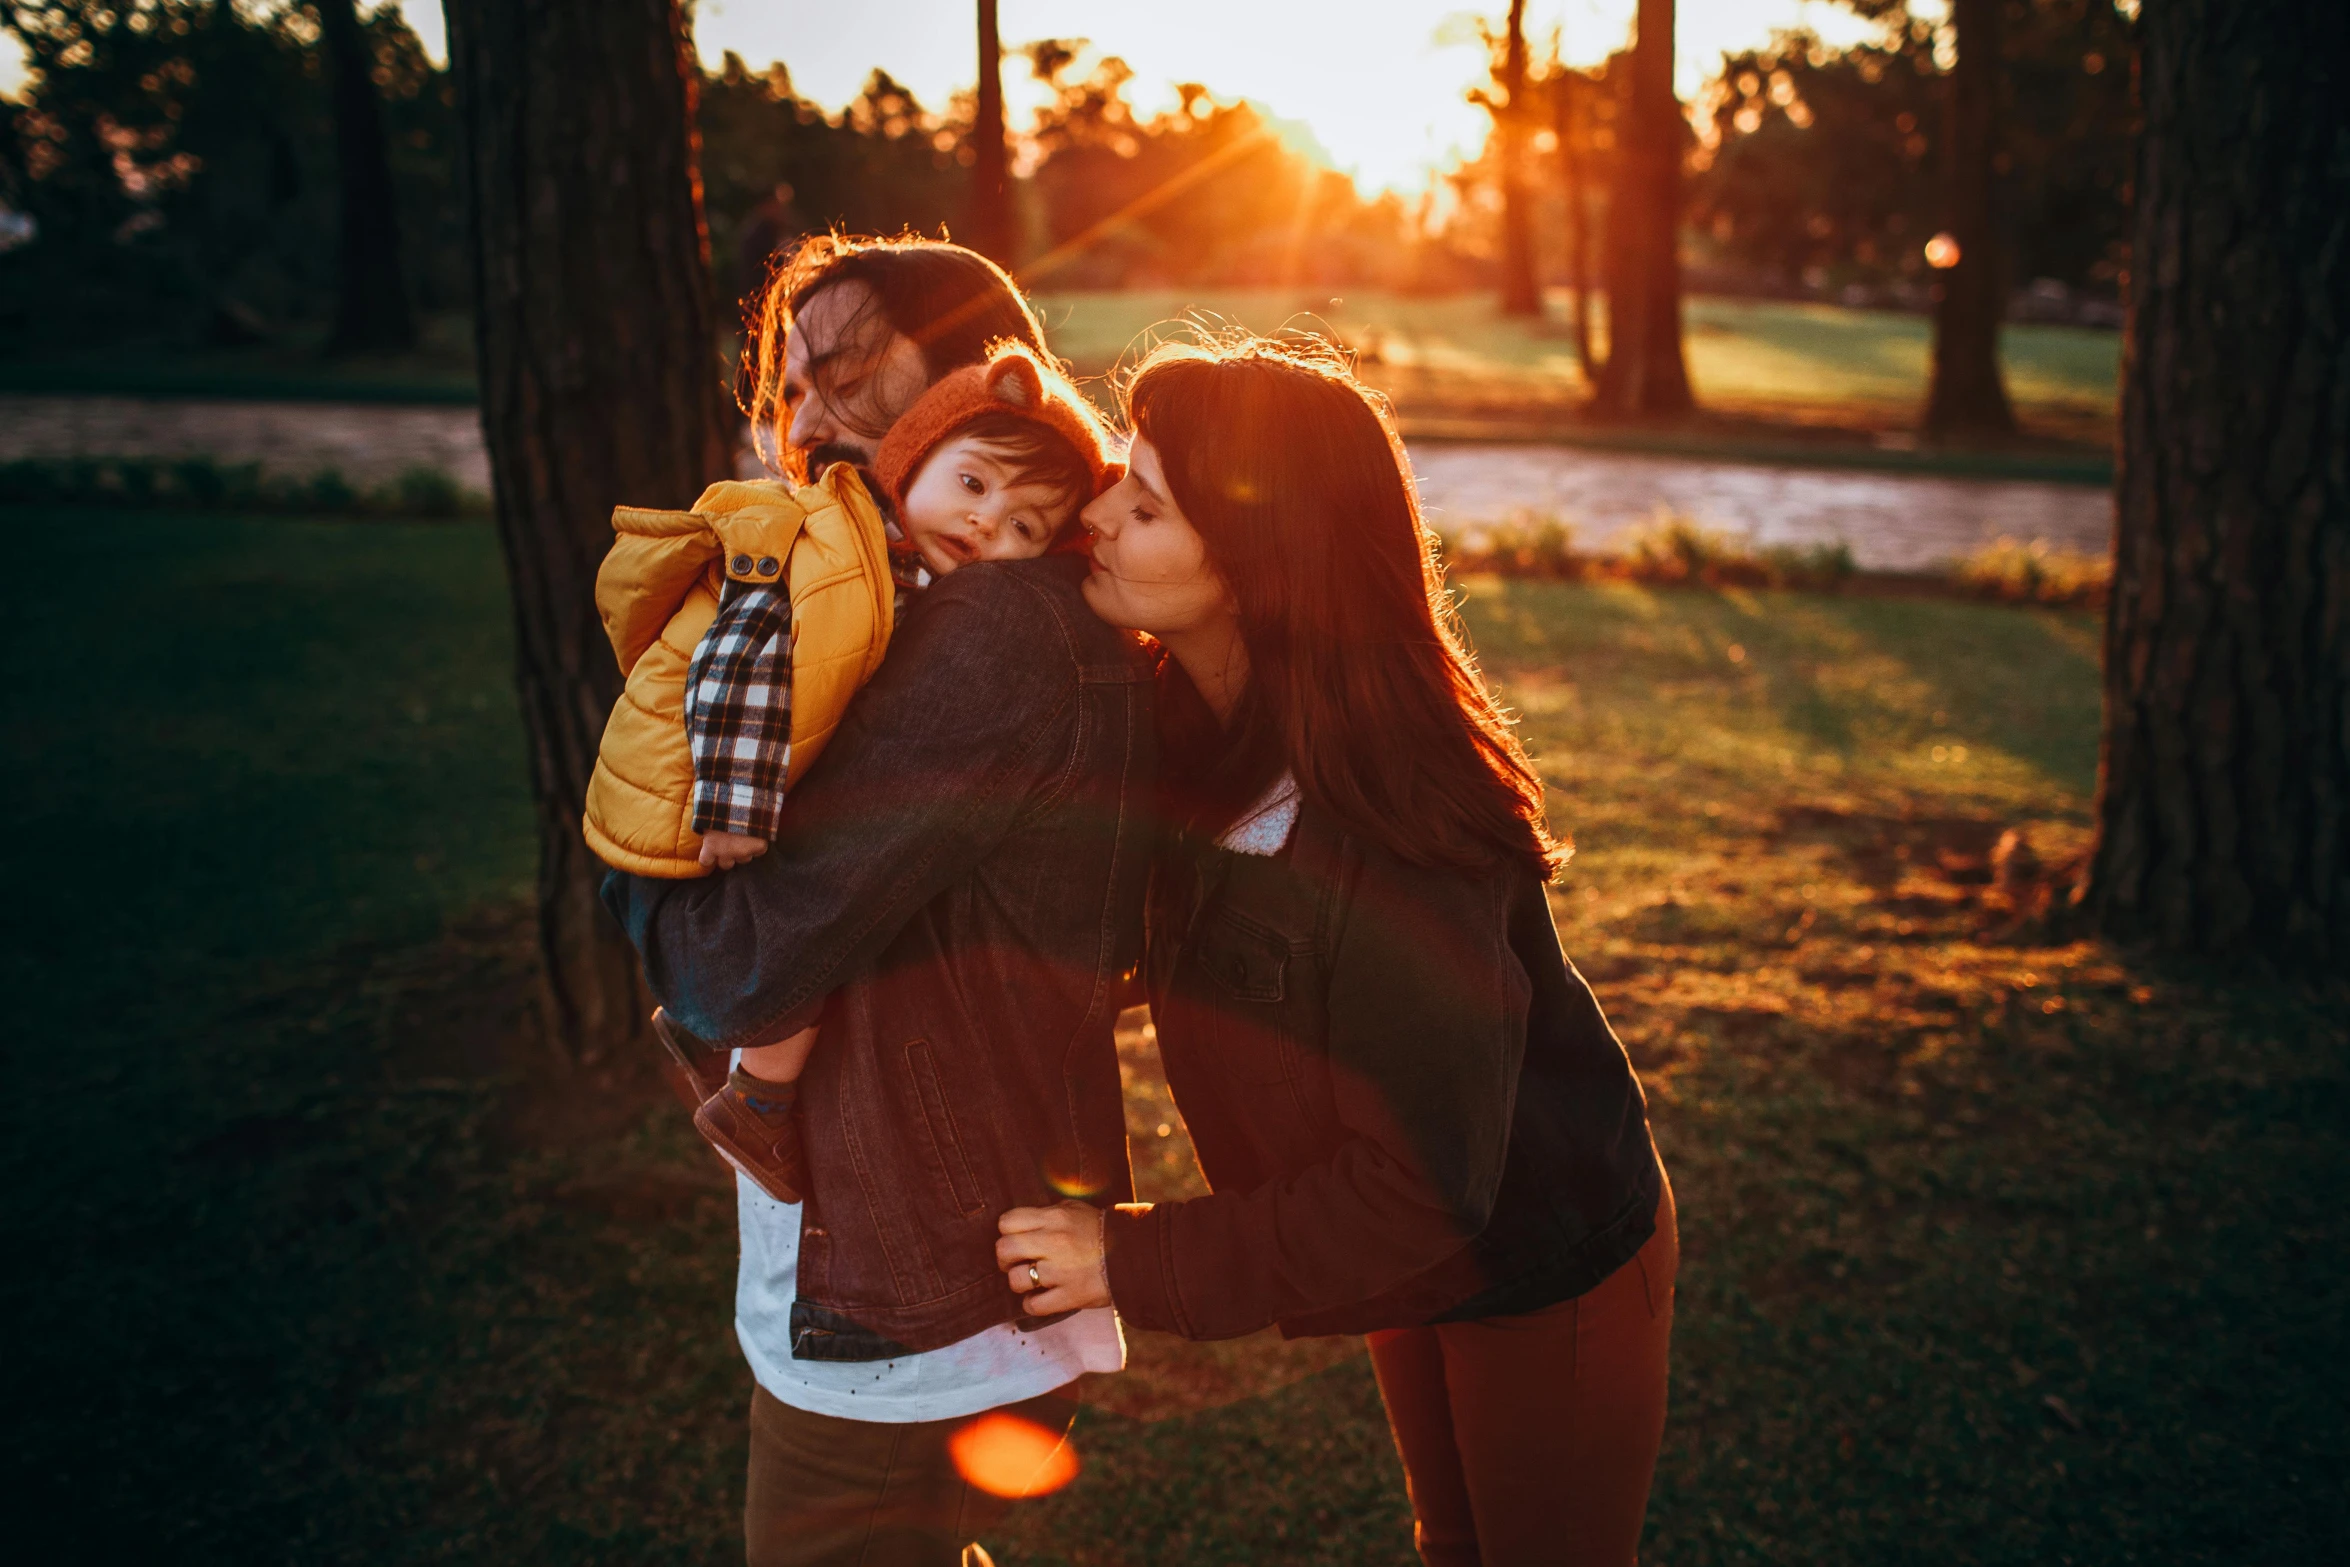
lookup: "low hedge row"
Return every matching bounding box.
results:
[0,455,488,519]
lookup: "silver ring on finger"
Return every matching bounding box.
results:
[1027,1262,1041,1290]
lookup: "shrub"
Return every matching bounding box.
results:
[385,465,465,518]
[1619,510,1765,586]
[0,455,483,519]
[1444,510,1587,579]
[1953,536,2111,607]
[0,458,64,505]
[1760,539,1859,591]
[300,468,360,511]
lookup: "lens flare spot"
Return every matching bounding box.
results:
[948,1413,1079,1498]
[1924,232,1962,270]
[1044,1156,1105,1200]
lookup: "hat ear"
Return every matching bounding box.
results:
[986,352,1043,409]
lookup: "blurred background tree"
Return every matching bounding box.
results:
[317,0,413,353]
[1925,0,2016,436]
[0,0,2139,439]
[1471,0,1540,317]
[1594,0,1693,415]
[0,0,458,352]
[965,0,1010,265]
[1690,1,2130,310]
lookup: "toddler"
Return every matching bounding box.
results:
[581,344,1116,1200]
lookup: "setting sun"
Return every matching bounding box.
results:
[321,1,1896,198]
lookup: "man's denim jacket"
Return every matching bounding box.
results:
[604,555,1156,1360]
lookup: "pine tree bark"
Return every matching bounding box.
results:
[2083,0,2350,967]
[967,0,1013,264]
[1594,0,1692,417]
[1494,0,1539,318]
[1923,0,2017,437]
[318,0,415,354]
[445,0,730,1060]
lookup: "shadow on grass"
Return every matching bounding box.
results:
[4,510,2341,1565]
[1463,576,2102,806]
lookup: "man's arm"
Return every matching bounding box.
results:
[602,562,1080,1048]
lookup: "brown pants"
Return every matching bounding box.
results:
[1368,1172,1679,1567]
[744,1383,1079,1567]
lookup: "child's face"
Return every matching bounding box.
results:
[899,435,1074,577]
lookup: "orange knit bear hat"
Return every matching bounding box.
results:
[873,343,1120,523]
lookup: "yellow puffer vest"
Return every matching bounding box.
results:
[581,465,895,878]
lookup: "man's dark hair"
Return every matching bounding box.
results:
[741,234,1056,477]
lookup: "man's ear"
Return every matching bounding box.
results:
[986,352,1043,409]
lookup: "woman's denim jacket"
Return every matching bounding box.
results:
[1104,803,1663,1340]
[604,556,1156,1360]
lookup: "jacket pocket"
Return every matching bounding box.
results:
[1198,909,1289,1003]
[905,1039,986,1218]
[1194,910,1299,1084]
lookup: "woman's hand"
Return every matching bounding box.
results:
[996,1201,1113,1315]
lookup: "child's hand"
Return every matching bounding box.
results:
[699,831,770,870]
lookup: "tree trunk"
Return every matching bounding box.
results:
[1923,0,2016,437]
[1594,0,1692,417]
[967,0,1013,264]
[1495,0,1539,317]
[2082,0,2350,968]
[1554,63,1594,383]
[318,0,415,355]
[445,0,730,1061]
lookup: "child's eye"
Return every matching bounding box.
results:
[960,473,984,494]
[1012,519,1035,540]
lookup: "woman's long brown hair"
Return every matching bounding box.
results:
[1126,335,1568,878]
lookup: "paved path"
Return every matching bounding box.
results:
[1,394,2112,571]
[1408,443,2112,572]
[0,394,496,492]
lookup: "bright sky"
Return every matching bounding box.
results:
[3,1,1906,195]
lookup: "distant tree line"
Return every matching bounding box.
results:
[0,1,2133,367]
[0,0,460,353]
[699,43,1447,313]
[1690,0,2134,315]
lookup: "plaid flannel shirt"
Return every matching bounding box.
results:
[685,542,932,841]
[685,582,794,838]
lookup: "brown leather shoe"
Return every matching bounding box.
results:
[694,1072,807,1205]
[651,1008,727,1114]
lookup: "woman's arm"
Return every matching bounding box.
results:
[1002,857,1536,1336]
[601,563,1080,1049]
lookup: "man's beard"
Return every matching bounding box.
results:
[798,441,869,475]
[796,441,893,518]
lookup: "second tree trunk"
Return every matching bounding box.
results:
[1595,0,1692,417]
[1923,0,2016,437]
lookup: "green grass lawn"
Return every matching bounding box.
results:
[1035,289,2120,448]
[3,512,2338,1564]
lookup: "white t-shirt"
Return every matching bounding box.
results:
[733,1081,1124,1422]
[1219,772,1301,856]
